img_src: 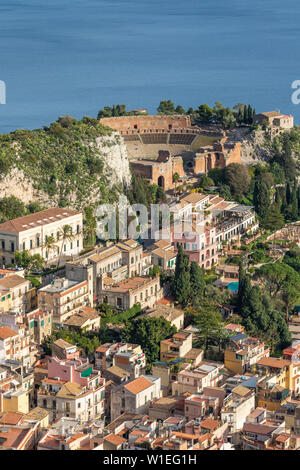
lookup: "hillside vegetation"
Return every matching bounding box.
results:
[0,116,130,209]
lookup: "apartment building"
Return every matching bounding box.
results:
[184,389,225,421]
[98,275,162,311]
[38,277,91,324]
[172,362,223,396]
[110,375,161,421]
[94,343,145,378]
[256,374,290,411]
[116,240,143,277]
[0,325,31,368]
[215,206,258,248]
[147,240,177,271]
[0,361,34,413]
[172,222,218,270]
[160,330,203,366]
[141,303,184,330]
[26,309,53,344]
[0,274,36,313]
[88,245,127,293]
[62,307,100,332]
[221,385,255,445]
[253,111,294,129]
[224,333,270,374]
[37,357,106,422]
[37,416,104,450]
[0,421,40,450]
[52,339,80,360]
[0,208,83,265]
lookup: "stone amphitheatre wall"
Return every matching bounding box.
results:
[100,115,191,133]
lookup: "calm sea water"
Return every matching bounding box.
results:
[0,0,300,133]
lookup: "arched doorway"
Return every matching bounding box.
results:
[158,175,165,188]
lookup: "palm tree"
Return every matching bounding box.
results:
[57,224,75,268]
[42,235,57,264]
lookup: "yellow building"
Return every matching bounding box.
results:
[224,335,269,375]
[1,388,30,414]
[256,375,290,412]
[256,357,291,389]
[24,407,50,429]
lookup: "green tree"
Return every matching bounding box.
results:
[172,172,180,195]
[172,245,191,306]
[254,263,299,298]
[157,100,176,115]
[253,179,270,223]
[42,235,57,263]
[83,206,97,247]
[0,196,26,222]
[189,262,205,307]
[194,299,224,352]
[264,202,284,235]
[224,163,251,198]
[122,317,176,364]
[200,175,214,188]
[196,104,214,124]
[175,105,186,115]
[57,224,74,268]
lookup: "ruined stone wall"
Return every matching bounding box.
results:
[224,142,242,165]
[130,154,184,191]
[193,141,241,174]
[100,115,191,133]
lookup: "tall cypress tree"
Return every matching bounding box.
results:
[173,244,191,306]
[238,261,252,316]
[291,184,299,220]
[189,262,205,307]
[253,179,270,223]
[243,105,247,124]
[286,181,292,205]
[247,104,252,124]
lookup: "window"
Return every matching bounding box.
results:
[22,242,26,250]
[37,237,40,247]
[77,224,80,234]
[30,240,33,249]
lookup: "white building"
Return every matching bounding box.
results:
[0,208,83,265]
[110,375,161,421]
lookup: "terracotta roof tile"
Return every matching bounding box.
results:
[0,208,80,233]
[124,376,153,395]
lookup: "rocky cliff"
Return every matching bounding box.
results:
[0,118,132,209]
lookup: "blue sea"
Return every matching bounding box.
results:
[0,0,300,133]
